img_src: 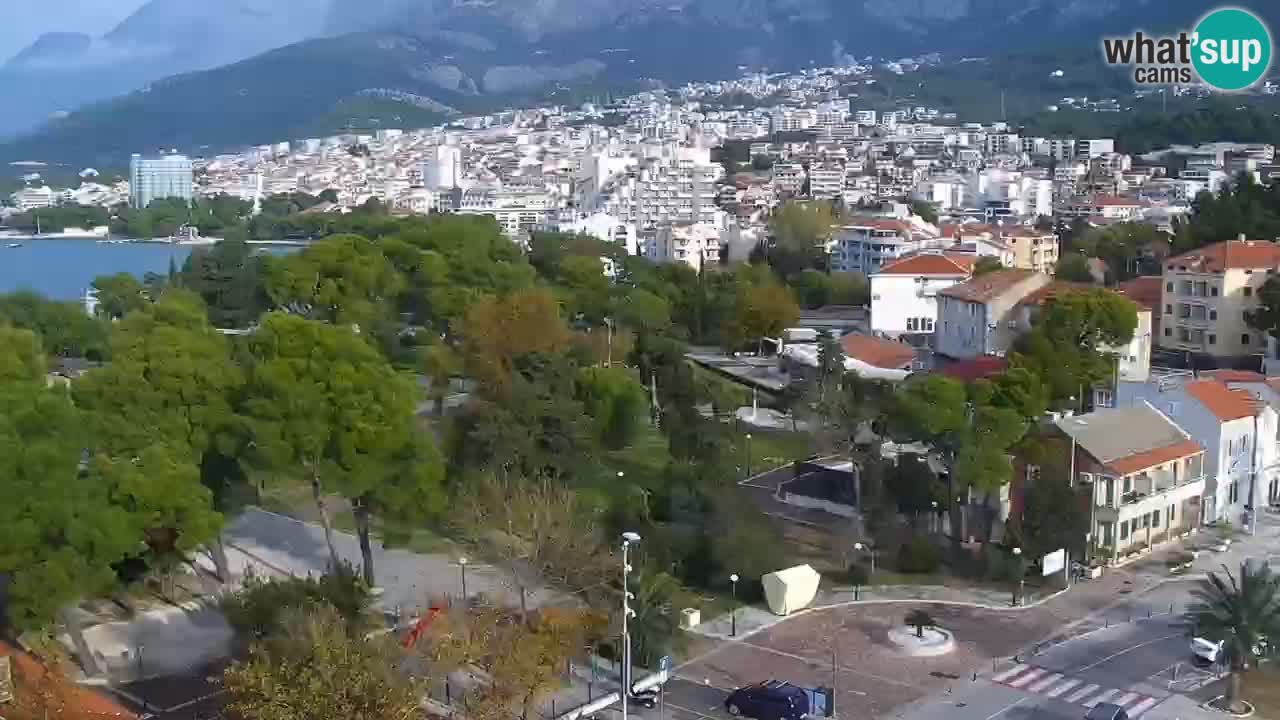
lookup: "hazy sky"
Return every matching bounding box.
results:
[1,0,146,61]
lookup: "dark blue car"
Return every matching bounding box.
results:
[724,681,811,720]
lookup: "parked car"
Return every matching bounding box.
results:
[724,681,811,720]
[1191,637,1224,665]
[1084,702,1129,720]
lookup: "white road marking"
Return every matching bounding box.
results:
[1045,678,1081,698]
[1007,668,1045,688]
[1127,697,1159,717]
[1083,688,1118,708]
[992,664,1028,683]
[1114,692,1139,707]
[984,697,1028,720]
[1073,633,1183,673]
[1027,673,1063,693]
[1065,683,1100,703]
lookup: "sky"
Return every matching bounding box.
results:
[1,0,146,62]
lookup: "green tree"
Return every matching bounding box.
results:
[182,238,271,328]
[1250,275,1280,345]
[973,257,1004,276]
[243,313,442,585]
[1017,438,1087,562]
[628,570,682,667]
[0,326,45,384]
[0,360,136,674]
[0,291,110,359]
[616,288,673,334]
[1054,253,1095,283]
[223,604,422,720]
[263,234,404,333]
[888,453,944,524]
[578,366,647,450]
[904,609,936,638]
[725,282,800,354]
[1185,563,1280,713]
[767,202,835,280]
[910,200,938,225]
[91,273,148,319]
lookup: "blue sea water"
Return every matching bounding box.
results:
[0,239,294,300]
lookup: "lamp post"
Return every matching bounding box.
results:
[621,531,641,720]
[1012,547,1024,606]
[930,500,938,534]
[744,433,753,479]
[730,573,740,637]
[854,542,875,577]
[458,557,468,600]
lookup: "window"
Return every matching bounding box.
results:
[1246,311,1253,322]
[1165,304,1173,314]
[1166,281,1174,292]
[1210,310,1217,320]
[1211,286,1220,297]
[1209,334,1217,345]
[1245,287,1254,297]
[1165,327,1172,337]
[1230,480,1241,504]
[907,318,917,332]
[1243,334,1252,345]
[1120,521,1130,540]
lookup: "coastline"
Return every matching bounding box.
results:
[1,234,223,246]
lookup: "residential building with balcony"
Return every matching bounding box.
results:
[1058,404,1205,563]
[999,227,1059,274]
[650,222,721,271]
[1115,374,1275,525]
[831,217,940,274]
[1158,238,1280,361]
[869,253,974,339]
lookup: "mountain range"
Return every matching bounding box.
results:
[2,0,1277,164]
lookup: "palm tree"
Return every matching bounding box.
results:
[1185,562,1280,712]
[627,570,681,668]
[904,609,936,639]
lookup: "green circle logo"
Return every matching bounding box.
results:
[1192,7,1272,91]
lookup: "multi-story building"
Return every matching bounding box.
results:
[129,153,193,209]
[869,253,974,339]
[771,164,806,197]
[1115,373,1276,526]
[453,186,555,237]
[999,227,1059,274]
[420,145,462,189]
[831,217,940,274]
[1058,404,1206,562]
[808,164,844,199]
[1158,238,1280,361]
[9,185,56,211]
[650,222,721,271]
[934,269,1051,360]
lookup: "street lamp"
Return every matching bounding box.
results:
[458,557,468,600]
[854,542,875,577]
[744,433,753,479]
[930,501,938,534]
[730,573,740,637]
[621,531,641,720]
[1012,547,1024,606]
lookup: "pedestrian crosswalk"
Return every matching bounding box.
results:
[991,664,1160,717]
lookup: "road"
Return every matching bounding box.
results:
[901,582,1226,720]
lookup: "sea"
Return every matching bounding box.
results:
[0,238,293,300]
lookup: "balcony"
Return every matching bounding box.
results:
[1095,475,1205,523]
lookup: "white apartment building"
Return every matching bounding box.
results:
[771,108,817,132]
[808,164,844,199]
[129,153,193,209]
[10,185,56,211]
[869,253,974,338]
[421,145,462,189]
[1115,374,1276,526]
[771,164,806,197]
[650,222,721,271]
[453,186,556,237]
[1078,139,1116,159]
[831,217,941,274]
[1158,239,1280,360]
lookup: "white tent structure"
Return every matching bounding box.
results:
[780,344,912,382]
[762,565,821,616]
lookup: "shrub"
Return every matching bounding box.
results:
[904,608,936,638]
[843,563,870,587]
[898,536,941,574]
[221,562,371,644]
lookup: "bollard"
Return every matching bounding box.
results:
[1148,608,1152,618]
[973,672,977,681]
[1105,617,1109,628]
[1170,602,1175,615]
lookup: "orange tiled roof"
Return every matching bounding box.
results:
[875,253,973,276]
[938,269,1040,303]
[1166,240,1280,273]
[1203,369,1267,383]
[1017,280,1095,307]
[1184,379,1262,422]
[1107,439,1203,476]
[0,641,136,719]
[1115,276,1163,311]
[839,334,916,369]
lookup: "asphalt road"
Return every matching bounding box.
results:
[902,583,1226,720]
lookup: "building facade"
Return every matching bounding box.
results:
[129,153,193,209]
[1158,238,1280,360]
[869,253,974,339]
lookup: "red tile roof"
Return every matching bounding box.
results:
[875,253,974,277]
[937,356,1009,382]
[0,640,136,719]
[839,334,917,369]
[1184,379,1263,422]
[1166,240,1280,273]
[1115,276,1163,311]
[1017,280,1095,307]
[939,269,1041,303]
[1107,439,1203,476]
[1203,370,1267,383]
